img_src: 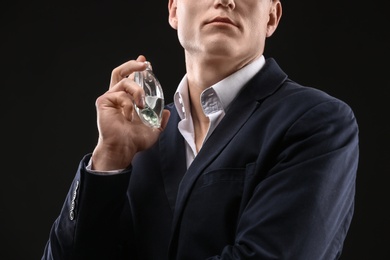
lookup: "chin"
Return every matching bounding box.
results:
[205,41,240,57]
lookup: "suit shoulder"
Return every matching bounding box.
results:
[278,79,354,112]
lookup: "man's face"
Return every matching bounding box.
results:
[168,0,281,62]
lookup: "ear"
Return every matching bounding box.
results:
[266,1,282,37]
[168,0,178,30]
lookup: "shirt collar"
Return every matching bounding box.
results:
[174,55,265,119]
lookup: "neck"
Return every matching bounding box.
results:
[184,52,261,151]
[184,52,261,94]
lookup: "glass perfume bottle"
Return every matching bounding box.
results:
[134,61,165,128]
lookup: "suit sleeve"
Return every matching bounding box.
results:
[213,99,359,259]
[41,154,133,260]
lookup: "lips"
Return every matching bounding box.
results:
[206,16,238,27]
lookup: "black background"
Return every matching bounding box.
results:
[1,0,389,259]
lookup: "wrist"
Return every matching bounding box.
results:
[91,144,136,171]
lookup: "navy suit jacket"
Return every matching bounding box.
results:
[42,58,359,259]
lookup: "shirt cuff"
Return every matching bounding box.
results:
[85,158,125,175]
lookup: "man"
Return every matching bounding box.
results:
[42,0,359,259]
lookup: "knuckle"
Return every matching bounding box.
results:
[111,67,120,77]
[95,95,104,107]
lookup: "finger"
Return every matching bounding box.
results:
[109,56,148,88]
[118,91,135,121]
[97,91,135,122]
[136,55,147,63]
[128,55,148,81]
[109,78,146,109]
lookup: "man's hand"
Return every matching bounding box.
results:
[91,55,170,171]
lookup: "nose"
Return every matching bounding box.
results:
[215,0,235,9]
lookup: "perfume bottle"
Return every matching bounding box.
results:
[134,61,165,128]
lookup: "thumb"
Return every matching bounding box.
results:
[159,109,171,131]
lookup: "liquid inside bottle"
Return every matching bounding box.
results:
[134,62,165,128]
